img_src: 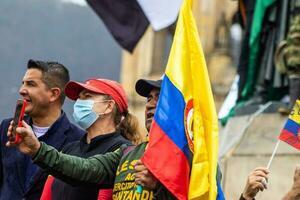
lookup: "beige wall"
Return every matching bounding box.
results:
[193,0,237,54]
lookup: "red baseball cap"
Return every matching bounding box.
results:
[65,79,128,113]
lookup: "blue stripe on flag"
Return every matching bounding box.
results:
[284,118,300,137]
[154,76,193,162]
[217,180,225,200]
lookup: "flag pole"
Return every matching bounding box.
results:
[266,140,280,169]
[260,140,280,187]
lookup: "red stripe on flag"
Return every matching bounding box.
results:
[142,121,190,200]
[279,129,300,150]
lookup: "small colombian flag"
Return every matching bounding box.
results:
[279,100,300,150]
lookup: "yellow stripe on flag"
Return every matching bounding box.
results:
[289,100,300,124]
[165,0,219,199]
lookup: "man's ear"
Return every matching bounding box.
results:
[49,87,61,103]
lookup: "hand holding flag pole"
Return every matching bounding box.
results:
[263,100,300,185]
[134,159,157,194]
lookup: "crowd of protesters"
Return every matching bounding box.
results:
[0,59,299,200]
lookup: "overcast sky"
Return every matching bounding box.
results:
[61,0,87,6]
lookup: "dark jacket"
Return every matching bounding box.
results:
[33,141,224,200]
[33,142,176,200]
[0,112,84,200]
[51,132,131,200]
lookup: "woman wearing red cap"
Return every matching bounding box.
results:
[40,78,141,200]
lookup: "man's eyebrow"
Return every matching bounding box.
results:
[24,80,37,85]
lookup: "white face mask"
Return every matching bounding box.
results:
[72,99,108,130]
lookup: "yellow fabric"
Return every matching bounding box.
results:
[165,0,219,199]
[289,100,300,124]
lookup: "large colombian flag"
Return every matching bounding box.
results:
[141,0,224,199]
[279,100,300,150]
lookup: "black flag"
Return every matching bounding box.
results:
[87,0,149,52]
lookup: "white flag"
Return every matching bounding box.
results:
[137,0,183,31]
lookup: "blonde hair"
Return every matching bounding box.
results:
[104,95,142,144]
[116,112,142,145]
